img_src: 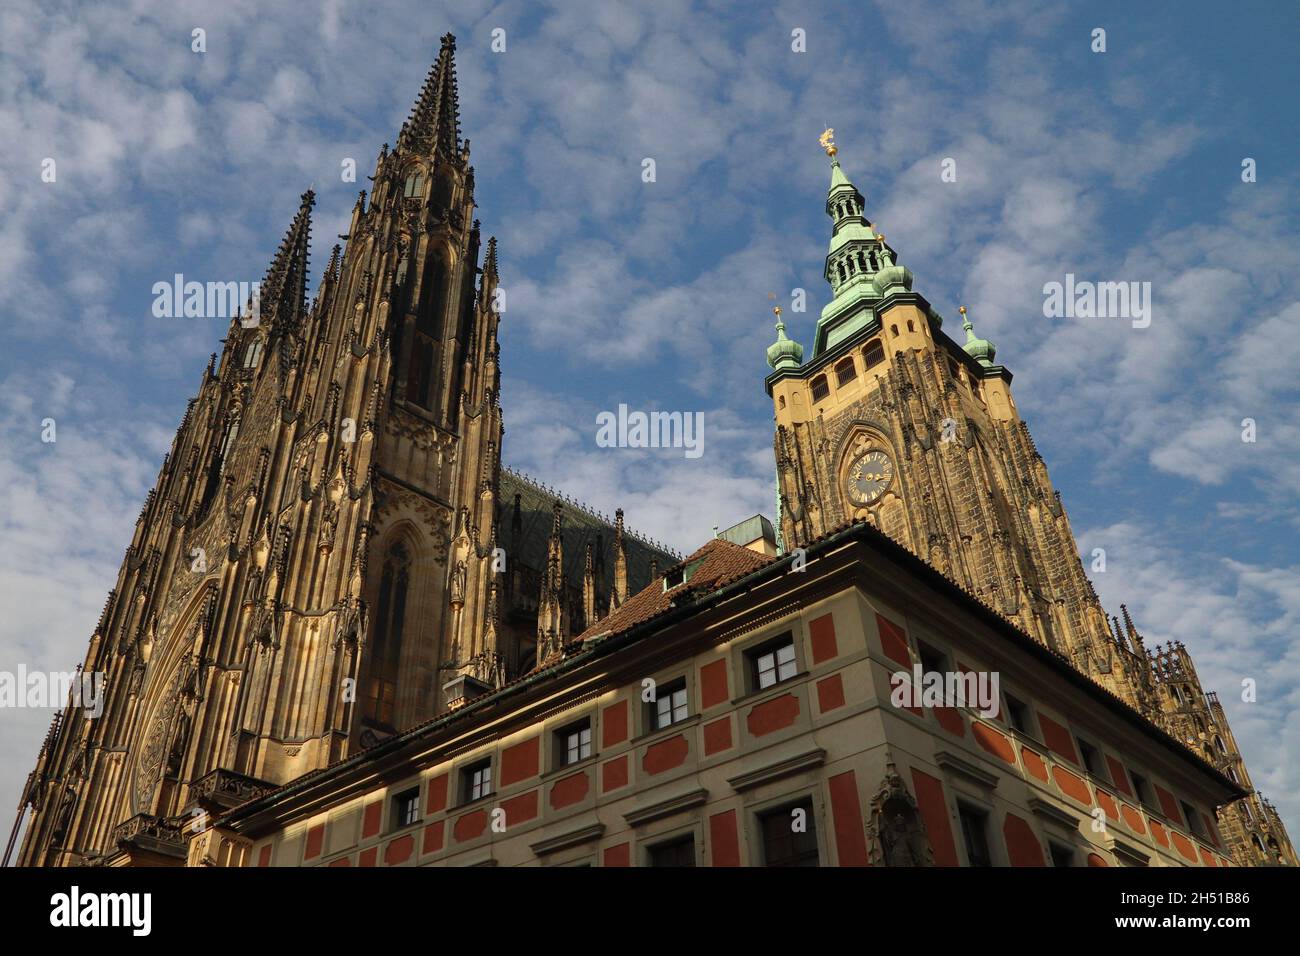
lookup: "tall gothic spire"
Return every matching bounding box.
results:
[259,190,314,334]
[613,507,628,607]
[536,500,568,666]
[397,33,462,158]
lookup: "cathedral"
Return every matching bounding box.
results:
[9,35,1293,869]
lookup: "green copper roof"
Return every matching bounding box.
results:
[960,307,997,366]
[812,152,917,356]
[766,312,804,370]
[829,157,854,193]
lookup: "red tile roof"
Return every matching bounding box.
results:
[572,538,773,645]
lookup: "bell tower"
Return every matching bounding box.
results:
[765,130,1139,697]
[762,130,1296,869]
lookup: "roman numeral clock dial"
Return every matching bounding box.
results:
[846,449,894,507]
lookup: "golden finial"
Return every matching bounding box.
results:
[958,305,967,315]
[819,128,837,157]
[768,291,782,319]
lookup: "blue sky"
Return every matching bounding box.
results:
[1,0,1298,841]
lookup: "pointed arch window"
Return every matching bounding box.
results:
[432,173,454,209]
[217,418,240,476]
[365,540,411,727]
[403,170,426,198]
[200,415,240,515]
[407,255,446,410]
[242,338,263,369]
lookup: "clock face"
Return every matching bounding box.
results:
[846,449,894,506]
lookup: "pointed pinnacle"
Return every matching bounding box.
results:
[261,191,315,333]
[398,33,461,158]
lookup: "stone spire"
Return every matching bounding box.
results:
[536,500,568,666]
[258,190,314,336]
[397,33,462,159]
[1120,603,1146,655]
[613,507,628,607]
[582,541,597,628]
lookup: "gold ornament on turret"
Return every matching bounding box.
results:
[768,291,782,319]
[819,128,837,157]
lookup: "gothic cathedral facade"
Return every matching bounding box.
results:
[15,35,672,867]
[13,39,1292,868]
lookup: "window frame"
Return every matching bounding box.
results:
[1048,842,1076,867]
[556,717,594,768]
[746,633,799,693]
[810,374,830,403]
[392,786,421,831]
[1004,692,1037,740]
[1076,736,1109,782]
[834,356,857,387]
[956,801,993,867]
[757,797,820,868]
[648,676,690,733]
[460,757,494,805]
[1129,770,1158,812]
[646,833,698,868]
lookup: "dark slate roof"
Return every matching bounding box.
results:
[497,467,679,598]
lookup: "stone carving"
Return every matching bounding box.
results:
[450,560,467,610]
[864,762,934,867]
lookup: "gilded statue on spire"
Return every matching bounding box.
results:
[819,128,837,157]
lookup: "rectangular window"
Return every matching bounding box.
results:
[1077,737,1107,780]
[653,679,689,731]
[393,787,420,829]
[957,804,992,867]
[749,635,797,691]
[917,641,948,675]
[1181,801,1204,836]
[760,800,819,867]
[559,720,592,766]
[916,641,950,703]
[1049,843,1075,867]
[1130,770,1157,811]
[462,759,492,804]
[1005,694,1035,737]
[648,836,696,868]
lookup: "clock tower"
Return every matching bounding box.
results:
[765,131,1148,710]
